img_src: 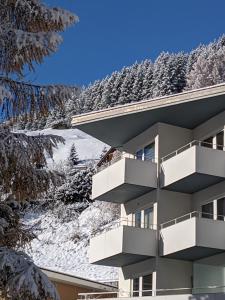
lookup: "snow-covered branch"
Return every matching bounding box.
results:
[0,247,60,300]
[0,127,65,201]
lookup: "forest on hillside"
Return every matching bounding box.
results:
[18,35,225,131]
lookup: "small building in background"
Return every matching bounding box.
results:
[41,268,118,300]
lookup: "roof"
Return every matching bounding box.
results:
[71,83,225,147]
[41,268,117,291]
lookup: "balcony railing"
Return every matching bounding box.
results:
[97,153,156,173]
[92,218,157,239]
[160,211,225,229]
[78,285,225,299]
[161,140,224,162]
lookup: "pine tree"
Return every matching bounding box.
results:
[54,167,94,207]
[141,60,154,100]
[0,1,78,299]
[186,43,225,90]
[152,52,188,98]
[68,143,79,169]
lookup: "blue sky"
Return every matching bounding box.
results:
[32,0,225,87]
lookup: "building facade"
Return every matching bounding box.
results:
[72,84,225,299]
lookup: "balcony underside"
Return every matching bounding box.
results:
[164,246,224,261]
[91,253,151,267]
[95,183,155,203]
[163,173,224,194]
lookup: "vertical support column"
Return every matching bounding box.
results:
[213,136,217,149]
[152,271,157,296]
[139,276,143,297]
[213,199,217,220]
[141,210,145,228]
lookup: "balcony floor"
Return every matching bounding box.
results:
[95,183,155,203]
[164,246,224,261]
[92,253,151,267]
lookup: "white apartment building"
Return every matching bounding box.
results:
[72,84,225,300]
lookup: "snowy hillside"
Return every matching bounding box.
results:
[25,128,107,164]
[22,128,118,282]
[23,201,119,282]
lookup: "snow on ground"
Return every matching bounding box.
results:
[23,202,119,282]
[25,128,108,164]
[22,128,117,282]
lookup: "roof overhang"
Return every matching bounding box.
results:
[71,84,225,147]
[41,268,117,291]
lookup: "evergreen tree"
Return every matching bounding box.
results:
[141,60,154,100]
[68,143,79,169]
[0,1,78,299]
[186,43,225,90]
[54,167,94,207]
[152,52,188,98]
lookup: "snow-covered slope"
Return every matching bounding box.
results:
[24,202,119,282]
[26,128,107,164]
[23,128,118,282]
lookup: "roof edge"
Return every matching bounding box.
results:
[41,267,118,290]
[71,83,225,126]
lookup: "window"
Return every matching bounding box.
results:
[132,274,153,297]
[132,277,139,297]
[144,207,154,229]
[217,198,225,221]
[202,130,224,150]
[202,202,213,219]
[203,136,213,148]
[136,142,155,161]
[134,211,142,228]
[136,149,143,160]
[142,274,153,296]
[144,143,155,161]
[216,131,224,150]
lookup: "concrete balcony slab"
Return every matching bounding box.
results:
[89,225,157,267]
[92,158,157,203]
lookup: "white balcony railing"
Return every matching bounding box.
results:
[161,140,224,162]
[78,285,225,299]
[92,218,157,239]
[160,211,225,229]
[97,153,156,173]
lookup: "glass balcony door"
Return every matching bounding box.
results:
[201,197,225,221]
[132,274,153,297]
[133,207,154,228]
[144,207,154,229]
[202,202,213,219]
[136,142,155,162]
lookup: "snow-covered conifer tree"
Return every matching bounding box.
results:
[141,60,154,100]
[186,43,225,90]
[54,167,94,207]
[0,1,78,299]
[68,143,79,169]
[152,52,187,97]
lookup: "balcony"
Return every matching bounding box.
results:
[160,211,225,260]
[92,155,157,203]
[89,219,157,267]
[161,141,225,193]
